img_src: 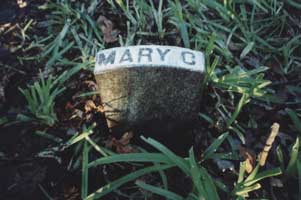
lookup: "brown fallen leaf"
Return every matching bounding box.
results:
[107,131,137,153]
[97,15,119,43]
[119,131,134,146]
[65,102,75,110]
[84,100,104,113]
[239,146,256,174]
[63,185,81,200]
[84,100,96,112]
[84,80,98,91]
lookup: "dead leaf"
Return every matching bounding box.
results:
[84,100,96,112]
[245,159,253,174]
[65,102,75,110]
[239,146,256,174]
[63,185,81,200]
[119,131,134,145]
[97,15,119,43]
[107,132,137,153]
[259,123,280,166]
[84,80,98,91]
[84,100,104,113]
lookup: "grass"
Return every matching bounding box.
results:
[18,66,82,126]
[69,131,280,199]
[1,0,301,199]
[19,71,66,126]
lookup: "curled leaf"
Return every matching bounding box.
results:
[97,15,119,43]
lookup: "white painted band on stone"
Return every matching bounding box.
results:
[94,45,205,74]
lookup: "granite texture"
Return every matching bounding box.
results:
[95,67,203,133]
[94,45,204,133]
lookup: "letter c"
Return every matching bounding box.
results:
[181,51,196,65]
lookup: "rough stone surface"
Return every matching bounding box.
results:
[94,45,204,133]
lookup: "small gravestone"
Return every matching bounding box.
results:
[94,45,205,133]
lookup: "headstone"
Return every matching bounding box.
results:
[94,45,205,133]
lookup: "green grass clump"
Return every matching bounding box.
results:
[68,130,281,200]
[19,72,66,126]
[18,68,80,126]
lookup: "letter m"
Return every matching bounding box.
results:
[97,50,116,66]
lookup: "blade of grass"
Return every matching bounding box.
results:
[227,93,249,127]
[85,163,174,200]
[238,161,246,184]
[297,159,301,199]
[85,136,109,157]
[189,148,219,200]
[34,131,62,143]
[276,145,285,172]
[135,180,184,200]
[81,141,89,199]
[240,41,255,59]
[38,184,54,200]
[286,108,301,133]
[141,136,190,175]
[286,137,300,175]
[235,183,261,196]
[202,132,229,161]
[189,148,207,199]
[88,153,172,168]
[244,167,282,187]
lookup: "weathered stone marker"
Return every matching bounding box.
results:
[94,45,205,133]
